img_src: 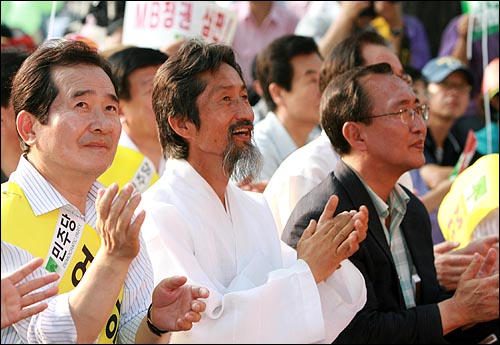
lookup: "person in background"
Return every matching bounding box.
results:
[249,55,268,123]
[252,34,322,184]
[370,1,431,69]
[438,12,499,117]
[98,47,168,194]
[1,39,208,343]
[1,51,29,183]
[419,56,483,243]
[1,242,59,329]
[404,64,455,237]
[283,62,499,343]
[295,1,374,58]
[100,17,124,54]
[295,1,431,69]
[0,24,36,54]
[140,38,370,343]
[230,1,299,87]
[404,64,428,104]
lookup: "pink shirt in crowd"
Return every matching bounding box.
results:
[231,2,299,85]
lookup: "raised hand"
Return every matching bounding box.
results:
[1,257,59,329]
[434,235,499,291]
[434,241,471,291]
[95,183,146,260]
[150,276,209,332]
[297,195,369,283]
[450,252,499,325]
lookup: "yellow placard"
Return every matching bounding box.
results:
[438,154,499,248]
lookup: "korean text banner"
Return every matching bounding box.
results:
[122,1,237,49]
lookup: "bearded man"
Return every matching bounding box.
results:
[139,38,371,344]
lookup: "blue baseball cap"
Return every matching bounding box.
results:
[422,56,473,85]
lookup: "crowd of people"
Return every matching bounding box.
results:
[1,1,498,343]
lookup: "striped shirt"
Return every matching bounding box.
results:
[1,155,153,343]
[345,161,417,309]
[362,178,417,309]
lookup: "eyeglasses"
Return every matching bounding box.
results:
[397,73,413,85]
[359,104,429,125]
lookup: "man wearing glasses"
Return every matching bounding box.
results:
[418,56,483,243]
[420,56,481,188]
[282,63,499,343]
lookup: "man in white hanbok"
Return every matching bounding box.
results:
[140,38,370,344]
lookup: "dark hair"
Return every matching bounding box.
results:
[320,31,388,93]
[255,34,321,112]
[1,51,29,108]
[107,47,168,100]
[403,64,426,84]
[321,62,393,155]
[152,38,244,159]
[11,39,117,153]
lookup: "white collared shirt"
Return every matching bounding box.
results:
[254,111,321,181]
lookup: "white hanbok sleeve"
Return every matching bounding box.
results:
[142,201,366,344]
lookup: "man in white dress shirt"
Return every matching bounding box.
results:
[1,39,208,343]
[253,34,322,183]
[140,38,370,343]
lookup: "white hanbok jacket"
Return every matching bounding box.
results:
[140,158,366,343]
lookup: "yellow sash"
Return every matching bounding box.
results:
[98,145,159,194]
[1,181,123,343]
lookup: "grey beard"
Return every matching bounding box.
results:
[222,136,263,183]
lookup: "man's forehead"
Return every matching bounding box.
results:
[363,73,411,103]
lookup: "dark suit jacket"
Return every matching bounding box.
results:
[282,159,453,343]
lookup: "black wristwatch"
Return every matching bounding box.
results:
[147,303,169,336]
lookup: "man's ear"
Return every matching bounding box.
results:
[268,82,284,107]
[168,116,194,139]
[16,110,37,146]
[342,121,368,152]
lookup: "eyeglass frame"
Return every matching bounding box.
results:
[358,104,429,125]
[396,72,413,85]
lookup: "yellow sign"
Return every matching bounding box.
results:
[438,154,499,248]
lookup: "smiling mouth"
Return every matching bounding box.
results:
[232,127,251,138]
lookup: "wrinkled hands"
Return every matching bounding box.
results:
[1,257,59,329]
[95,183,146,261]
[150,276,209,332]
[297,195,369,283]
[451,248,499,325]
[434,235,499,291]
